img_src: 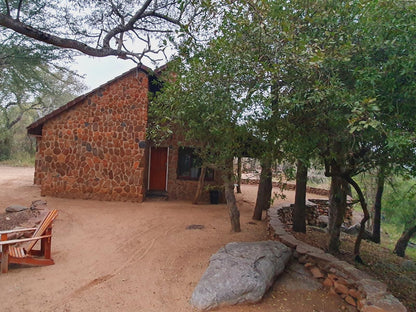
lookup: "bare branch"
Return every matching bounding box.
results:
[0,13,129,58]
[8,111,24,129]
[4,0,10,16]
[102,0,153,48]
[16,0,24,20]
[133,27,173,34]
[151,12,181,25]
[4,101,18,109]
[6,98,45,130]
[0,1,207,63]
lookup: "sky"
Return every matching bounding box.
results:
[70,55,141,91]
[70,51,173,92]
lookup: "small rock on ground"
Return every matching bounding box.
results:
[6,205,28,213]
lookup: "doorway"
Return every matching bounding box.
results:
[148,147,168,191]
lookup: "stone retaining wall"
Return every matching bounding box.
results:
[267,205,407,312]
[241,179,330,196]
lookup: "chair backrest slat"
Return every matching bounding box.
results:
[26,209,58,252]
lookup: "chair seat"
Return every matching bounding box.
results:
[9,246,26,258]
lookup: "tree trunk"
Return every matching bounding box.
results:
[293,159,308,233]
[252,159,272,221]
[0,135,12,161]
[236,157,242,193]
[372,171,385,244]
[394,225,416,257]
[328,174,349,253]
[224,159,241,232]
[344,175,370,262]
[192,167,206,205]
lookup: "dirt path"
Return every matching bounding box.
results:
[0,166,352,312]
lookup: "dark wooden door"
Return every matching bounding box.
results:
[149,147,168,191]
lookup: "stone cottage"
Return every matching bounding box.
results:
[27,65,220,202]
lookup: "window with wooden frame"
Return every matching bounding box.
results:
[177,147,214,180]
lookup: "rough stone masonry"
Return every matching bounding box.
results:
[33,69,148,202]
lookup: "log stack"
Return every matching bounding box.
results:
[276,199,353,227]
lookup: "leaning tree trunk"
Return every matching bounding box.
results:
[293,159,308,233]
[394,225,416,257]
[252,159,273,221]
[328,174,349,254]
[372,171,385,244]
[224,159,241,232]
[344,175,370,263]
[192,167,206,204]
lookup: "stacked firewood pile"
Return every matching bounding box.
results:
[277,199,353,227]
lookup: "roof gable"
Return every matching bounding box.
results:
[27,64,155,136]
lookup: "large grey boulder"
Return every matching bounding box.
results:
[190,241,292,310]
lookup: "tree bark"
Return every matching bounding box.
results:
[236,157,242,193]
[328,174,349,253]
[293,159,308,233]
[394,225,416,257]
[0,13,128,58]
[224,159,241,232]
[372,171,385,244]
[252,159,272,221]
[192,167,206,205]
[344,175,370,262]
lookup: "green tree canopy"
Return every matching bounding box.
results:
[255,0,416,255]
[384,177,416,257]
[0,31,85,160]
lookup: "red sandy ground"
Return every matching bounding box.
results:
[0,166,353,312]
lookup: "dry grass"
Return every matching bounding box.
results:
[292,227,416,311]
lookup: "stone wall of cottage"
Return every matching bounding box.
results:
[167,147,221,202]
[34,69,148,202]
[166,146,201,201]
[159,137,223,202]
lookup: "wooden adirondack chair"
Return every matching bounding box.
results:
[0,209,58,273]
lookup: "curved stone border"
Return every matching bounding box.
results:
[241,179,330,196]
[267,205,407,312]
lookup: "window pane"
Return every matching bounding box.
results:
[177,147,214,181]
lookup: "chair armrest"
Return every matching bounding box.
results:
[0,228,37,235]
[0,235,52,246]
